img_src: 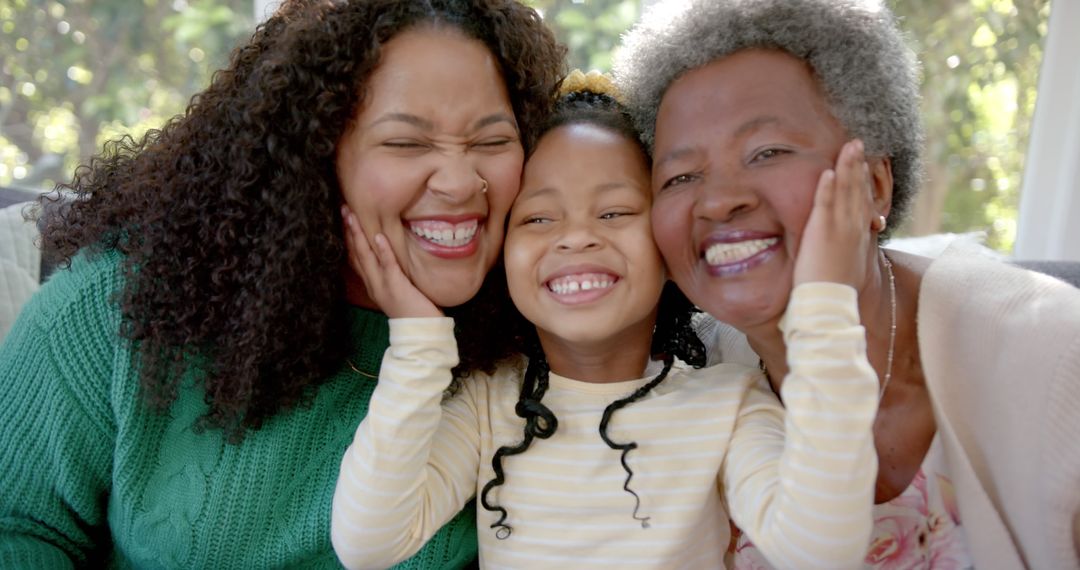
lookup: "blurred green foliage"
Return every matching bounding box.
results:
[0,0,1049,252]
[526,0,640,71]
[527,0,1049,251]
[0,0,251,191]
[888,0,1050,250]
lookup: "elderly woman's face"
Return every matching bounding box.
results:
[650,49,847,329]
[337,27,523,308]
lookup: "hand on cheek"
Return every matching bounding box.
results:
[793,139,878,288]
[342,205,443,318]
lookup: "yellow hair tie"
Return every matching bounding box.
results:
[558,69,622,103]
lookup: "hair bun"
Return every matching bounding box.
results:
[558,69,623,103]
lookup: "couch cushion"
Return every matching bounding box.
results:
[0,201,42,341]
[0,187,37,210]
[1014,260,1080,288]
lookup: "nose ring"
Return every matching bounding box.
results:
[480,178,488,194]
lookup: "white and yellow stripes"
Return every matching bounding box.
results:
[725,283,879,569]
[332,283,878,570]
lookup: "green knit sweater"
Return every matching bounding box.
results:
[0,252,477,568]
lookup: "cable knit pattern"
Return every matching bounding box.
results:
[0,251,477,569]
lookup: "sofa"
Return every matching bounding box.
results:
[0,187,43,341]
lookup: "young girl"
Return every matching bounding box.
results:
[332,74,881,569]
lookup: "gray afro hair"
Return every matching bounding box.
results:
[614,0,925,229]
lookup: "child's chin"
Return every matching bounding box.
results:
[544,327,613,346]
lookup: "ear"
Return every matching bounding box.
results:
[868,155,893,220]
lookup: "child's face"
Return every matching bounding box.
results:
[505,123,665,349]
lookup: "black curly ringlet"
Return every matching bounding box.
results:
[479,87,707,537]
[35,0,565,441]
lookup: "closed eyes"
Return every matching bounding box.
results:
[599,210,637,220]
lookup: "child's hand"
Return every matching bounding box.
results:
[342,205,443,318]
[793,140,878,288]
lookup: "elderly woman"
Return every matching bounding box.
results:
[616,0,1080,568]
[0,0,563,567]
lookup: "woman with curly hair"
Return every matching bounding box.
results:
[330,75,881,569]
[615,0,1080,567]
[0,0,562,567]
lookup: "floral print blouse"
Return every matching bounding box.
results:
[731,433,975,570]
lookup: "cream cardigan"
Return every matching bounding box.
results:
[698,245,1080,569]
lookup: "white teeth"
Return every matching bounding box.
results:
[409,220,479,247]
[704,238,778,266]
[546,273,616,296]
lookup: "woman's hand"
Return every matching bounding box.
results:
[342,205,443,318]
[793,140,878,288]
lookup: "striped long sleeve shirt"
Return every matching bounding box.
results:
[332,283,879,569]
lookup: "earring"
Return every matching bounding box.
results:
[872,215,887,232]
[480,178,488,194]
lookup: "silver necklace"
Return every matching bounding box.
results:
[879,250,897,401]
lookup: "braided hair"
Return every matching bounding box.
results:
[480,82,707,536]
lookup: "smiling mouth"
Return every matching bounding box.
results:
[704,238,779,266]
[408,219,480,248]
[546,272,618,296]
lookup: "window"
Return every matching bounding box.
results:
[1,0,1053,254]
[0,0,252,193]
[528,0,1052,253]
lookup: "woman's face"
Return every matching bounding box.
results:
[650,49,848,330]
[505,124,663,351]
[337,27,524,309]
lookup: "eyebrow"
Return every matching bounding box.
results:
[369,113,434,131]
[515,185,557,203]
[733,115,782,138]
[473,113,518,133]
[655,115,783,169]
[594,181,637,194]
[655,146,697,170]
[516,181,637,203]
[367,112,517,134]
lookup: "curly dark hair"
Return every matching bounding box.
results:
[35,0,565,440]
[478,88,707,537]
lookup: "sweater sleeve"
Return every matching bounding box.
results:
[0,254,120,568]
[722,282,878,570]
[332,317,482,570]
